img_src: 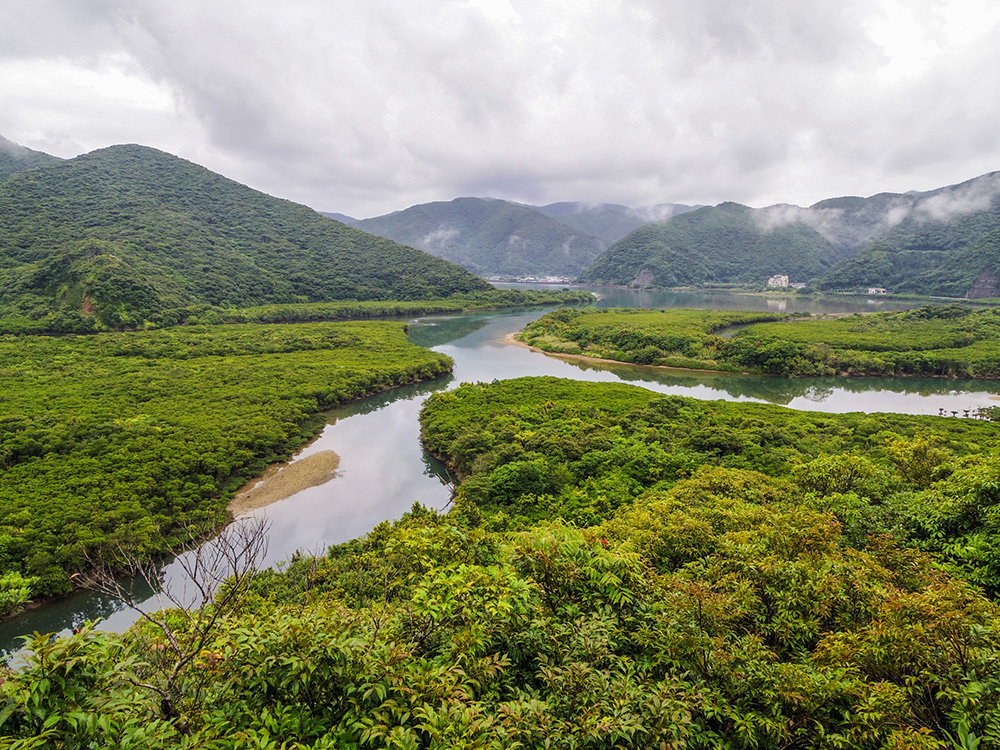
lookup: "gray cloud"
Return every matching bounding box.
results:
[2,1,1000,217]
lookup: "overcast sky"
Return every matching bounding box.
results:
[3,0,1000,218]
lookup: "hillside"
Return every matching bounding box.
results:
[0,135,61,181]
[580,201,848,287]
[532,201,699,243]
[347,197,608,277]
[0,145,491,329]
[580,171,1000,295]
[817,172,1000,296]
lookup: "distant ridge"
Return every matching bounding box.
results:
[347,197,608,277]
[0,144,492,329]
[580,171,1000,296]
[328,197,699,278]
[532,201,700,244]
[0,134,61,181]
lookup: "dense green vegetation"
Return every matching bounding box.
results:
[0,144,492,329]
[817,174,1000,297]
[5,377,1000,747]
[519,304,1000,377]
[0,321,453,599]
[579,171,1000,297]
[0,136,60,182]
[0,288,594,335]
[351,197,608,277]
[519,307,786,368]
[579,202,849,287]
[819,227,1000,297]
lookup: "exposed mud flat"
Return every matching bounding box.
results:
[229,450,341,516]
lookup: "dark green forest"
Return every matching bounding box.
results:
[0,145,493,330]
[580,171,1000,298]
[578,203,850,287]
[520,305,1000,377]
[4,377,1000,747]
[0,136,61,182]
[0,322,453,600]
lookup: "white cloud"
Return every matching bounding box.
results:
[1,0,999,217]
[915,172,1000,222]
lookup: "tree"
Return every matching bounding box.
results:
[82,517,269,728]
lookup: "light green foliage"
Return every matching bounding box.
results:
[522,304,1000,377]
[5,493,999,747]
[0,571,38,618]
[0,321,452,597]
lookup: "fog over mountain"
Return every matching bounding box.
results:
[583,170,1000,297]
[4,2,1000,218]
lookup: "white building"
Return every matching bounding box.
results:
[767,274,789,288]
[867,287,887,295]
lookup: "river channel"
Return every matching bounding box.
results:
[3,286,999,656]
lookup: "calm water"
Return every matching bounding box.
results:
[3,288,998,656]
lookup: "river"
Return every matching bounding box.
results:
[3,287,998,656]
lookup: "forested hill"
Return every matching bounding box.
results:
[0,135,61,181]
[344,197,608,277]
[0,144,492,329]
[579,201,848,287]
[817,171,1000,297]
[579,170,1000,294]
[531,201,699,244]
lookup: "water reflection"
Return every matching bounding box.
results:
[550,355,1000,409]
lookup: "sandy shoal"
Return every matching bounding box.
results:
[229,450,341,516]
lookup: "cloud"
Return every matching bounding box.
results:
[915,172,1000,222]
[753,204,847,242]
[2,1,1000,217]
[420,226,461,249]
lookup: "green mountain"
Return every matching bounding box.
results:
[346,197,608,277]
[817,172,1000,297]
[0,145,491,328]
[533,201,699,244]
[0,135,61,181]
[580,171,1000,295]
[580,202,849,287]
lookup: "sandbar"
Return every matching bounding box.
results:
[229,450,341,516]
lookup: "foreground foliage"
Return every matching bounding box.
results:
[0,321,452,599]
[520,304,1000,377]
[5,378,1000,747]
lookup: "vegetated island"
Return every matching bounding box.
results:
[517,304,1000,378]
[6,376,998,745]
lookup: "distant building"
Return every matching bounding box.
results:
[767,274,789,288]
[867,287,887,295]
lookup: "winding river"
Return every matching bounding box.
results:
[3,287,999,657]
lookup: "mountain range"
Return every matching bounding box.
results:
[0,142,490,329]
[581,171,1000,297]
[328,199,698,278]
[4,133,998,304]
